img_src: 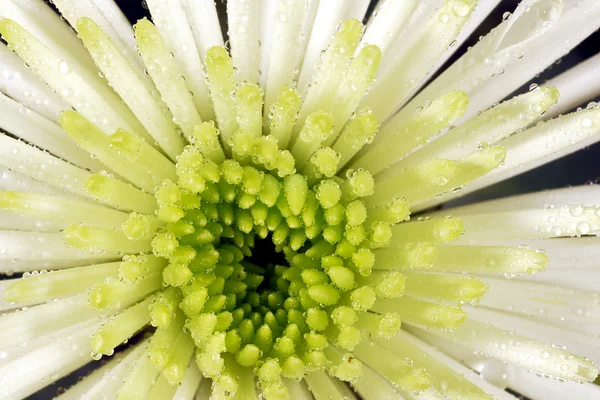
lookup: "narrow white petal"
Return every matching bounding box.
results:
[0,93,101,171]
[0,259,100,274]
[409,0,504,96]
[284,378,313,400]
[56,341,148,400]
[519,267,600,292]
[0,318,100,399]
[395,329,518,400]
[51,0,145,77]
[263,0,308,125]
[441,184,600,215]
[0,279,37,312]
[0,0,102,78]
[0,166,65,196]
[351,363,404,400]
[505,367,600,400]
[258,0,278,88]
[0,135,95,200]
[360,0,419,54]
[0,18,147,139]
[304,370,358,399]
[146,0,213,120]
[467,306,600,366]
[364,0,476,122]
[0,42,69,122]
[297,0,349,94]
[173,361,203,400]
[343,0,371,21]
[0,294,103,350]
[77,18,185,160]
[544,52,600,118]
[90,0,140,54]
[408,318,598,382]
[476,277,600,330]
[295,0,321,77]
[227,0,261,84]
[464,0,600,122]
[412,326,600,398]
[455,206,600,241]
[0,191,131,230]
[0,230,117,265]
[421,106,600,209]
[463,236,600,270]
[396,0,564,124]
[134,18,203,142]
[181,0,224,60]
[395,87,559,171]
[194,377,212,399]
[0,211,62,232]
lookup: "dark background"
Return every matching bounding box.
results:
[25,0,600,399]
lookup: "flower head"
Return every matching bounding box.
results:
[0,0,600,399]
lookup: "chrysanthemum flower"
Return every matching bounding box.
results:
[1,0,600,398]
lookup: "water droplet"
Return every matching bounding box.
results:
[58,61,70,74]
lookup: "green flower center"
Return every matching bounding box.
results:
[126,118,392,391]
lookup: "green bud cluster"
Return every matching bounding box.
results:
[129,97,403,397]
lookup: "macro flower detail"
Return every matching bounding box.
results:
[0,0,600,399]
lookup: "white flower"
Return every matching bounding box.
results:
[0,0,599,399]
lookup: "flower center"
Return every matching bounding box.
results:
[127,124,392,391]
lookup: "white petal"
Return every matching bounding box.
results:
[0,93,101,171]
[505,367,600,400]
[365,0,476,122]
[0,318,100,399]
[297,0,350,94]
[51,0,145,77]
[0,17,147,139]
[0,294,103,349]
[0,211,62,232]
[145,0,213,120]
[396,0,564,124]
[413,326,600,399]
[0,230,117,265]
[467,306,600,366]
[441,184,600,215]
[343,0,371,21]
[77,18,185,160]
[455,206,600,241]
[284,378,313,400]
[360,0,419,55]
[0,166,66,196]
[422,106,600,209]
[0,0,102,78]
[90,0,140,55]
[410,0,504,96]
[519,267,600,292]
[56,341,148,400]
[394,329,518,400]
[0,42,69,122]
[465,0,600,122]
[263,0,308,124]
[173,361,203,400]
[258,0,278,88]
[476,277,600,331]
[227,0,261,84]
[408,318,598,382]
[0,279,37,312]
[544,52,600,119]
[181,0,224,60]
[0,135,95,200]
